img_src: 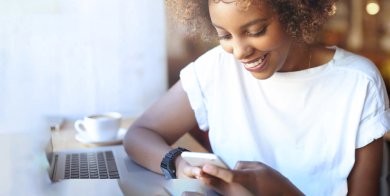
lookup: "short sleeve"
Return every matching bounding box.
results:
[356,77,390,148]
[180,63,209,131]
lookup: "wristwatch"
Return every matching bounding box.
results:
[160,147,189,179]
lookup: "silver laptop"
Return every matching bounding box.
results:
[44,131,176,195]
[45,134,127,182]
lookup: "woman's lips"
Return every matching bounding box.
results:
[242,53,269,72]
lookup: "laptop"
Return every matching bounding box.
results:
[44,126,175,195]
[45,133,126,182]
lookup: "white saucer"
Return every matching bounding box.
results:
[75,128,127,146]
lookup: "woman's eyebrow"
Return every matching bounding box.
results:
[212,18,268,30]
[240,18,268,29]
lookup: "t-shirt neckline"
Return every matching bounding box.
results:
[269,46,340,81]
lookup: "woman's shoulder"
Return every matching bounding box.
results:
[333,47,374,68]
[332,47,382,81]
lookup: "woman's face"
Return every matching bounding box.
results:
[208,1,299,79]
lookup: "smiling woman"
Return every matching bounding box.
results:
[125,1,390,195]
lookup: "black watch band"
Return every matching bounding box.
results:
[160,147,189,179]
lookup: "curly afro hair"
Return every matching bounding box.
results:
[165,0,337,43]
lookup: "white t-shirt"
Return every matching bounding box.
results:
[180,46,390,195]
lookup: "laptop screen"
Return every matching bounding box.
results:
[45,134,54,165]
[45,130,56,181]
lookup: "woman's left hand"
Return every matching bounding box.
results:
[195,161,304,196]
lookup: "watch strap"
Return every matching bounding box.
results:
[160,147,189,179]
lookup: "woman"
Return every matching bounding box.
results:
[124,0,389,195]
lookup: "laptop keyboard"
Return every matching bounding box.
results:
[64,151,120,179]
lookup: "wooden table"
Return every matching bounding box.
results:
[51,117,207,152]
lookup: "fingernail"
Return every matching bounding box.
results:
[203,164,213,172]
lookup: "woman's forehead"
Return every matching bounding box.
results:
[209,0,236,3]
[209,0,271,16]
[208,0,269,9]
[208,0,275,28]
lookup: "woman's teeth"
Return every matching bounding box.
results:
[245,55,266,68]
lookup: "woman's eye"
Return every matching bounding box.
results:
[218,34,232,40]
[247,27,267,36]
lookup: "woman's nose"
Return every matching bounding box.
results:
[232,41,253,60]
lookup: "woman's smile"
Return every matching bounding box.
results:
[242,53,270,72]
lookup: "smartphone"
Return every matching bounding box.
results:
[181,152,230,169]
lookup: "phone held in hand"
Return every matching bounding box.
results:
[181,152,230,169]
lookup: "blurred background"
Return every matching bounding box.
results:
[0,0,167,133]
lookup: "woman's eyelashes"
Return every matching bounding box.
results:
[217,27,268,40]
[218,34,232,40]
[247,27,267,36]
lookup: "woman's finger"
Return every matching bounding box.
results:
[199,174,227,195]
[234,161,265,170]
[201,164,234,183]
[182,166,203,179]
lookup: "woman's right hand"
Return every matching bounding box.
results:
[198,161,303,196]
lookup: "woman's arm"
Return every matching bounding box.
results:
[123,80,197,174]
[347,137,384,196]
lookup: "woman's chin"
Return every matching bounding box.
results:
[250,72,274,80]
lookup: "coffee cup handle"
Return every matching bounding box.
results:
[74,120,86,134]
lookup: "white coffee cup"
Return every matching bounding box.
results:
[74,112,122,142]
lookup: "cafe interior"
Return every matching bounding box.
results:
[0,0,389,194]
